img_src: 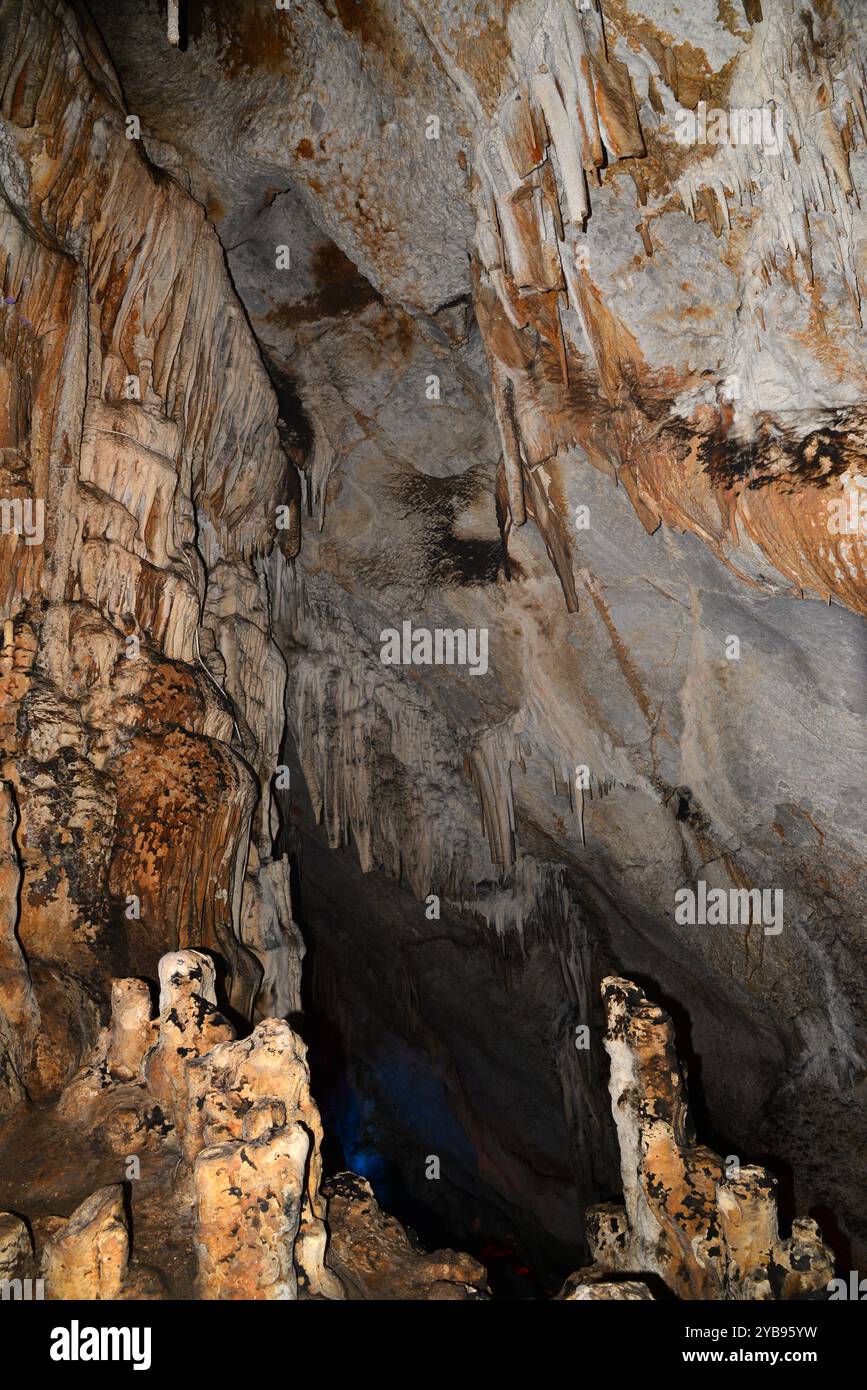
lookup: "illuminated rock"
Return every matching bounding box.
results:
[582,977,836,1301]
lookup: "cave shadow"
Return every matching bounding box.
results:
[806,1204,852,1274]
[208,950,254,1038]
[296,906,556,1298]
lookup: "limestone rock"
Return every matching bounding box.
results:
[181,1014,343,1299]
[584,976,836,1300]
[323,1172,489,1300]
[0,1212,32,1279]
[240,851,306,1022]
[0,0,865,1302]
[0,780,38,1113]
[40,1186,130,1300]
[560,1279,654,1301]
[0,0,302,1082]
[143,951,235,1134]
[106,979,157,1083]
[193,1104,310,1300]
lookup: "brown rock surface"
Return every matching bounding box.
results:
[40,1185,131,1300]
[193,1105,310,1300]
[0,0,303,1101]
[559,1277,654,1300]
[579,976,835,1300]
[0,1210,32,1279]
[323,1171,489,1300]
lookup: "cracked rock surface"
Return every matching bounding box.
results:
[0,0,864,1299]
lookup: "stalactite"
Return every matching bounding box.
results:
[167,1,180,49]
[0,0,302,1058]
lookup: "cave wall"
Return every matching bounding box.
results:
[0,0,301,1099]
[1,0,865,1285]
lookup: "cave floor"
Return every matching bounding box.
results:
[0,1099,492,1300]
[0,1100,197,1298]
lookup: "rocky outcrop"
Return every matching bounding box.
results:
[181,1013,343,1299]
[0,0,302,1104]
[4,946,499,1299]
[453,0,867,614]
[577,976,835,1300]
[0,777,38,1108]
[82,0,867,1270]
[323,1171,489,1300]
[0,1210,32,1280]
[49,949,344,1300]
[40,1186,133,1301]
[558,1276,654,1300]
[193,1102,311,1300]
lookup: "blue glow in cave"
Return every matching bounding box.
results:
[338,1100,388,1188]
[367,1040,478,1173]
[320,1036,478,1217]
[325,1076,389,1190]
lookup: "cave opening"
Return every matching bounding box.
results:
[273,741,599,1300]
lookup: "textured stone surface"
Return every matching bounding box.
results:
[0,0,864,1299]
[85,0,865,1268]
[580,976,836,1300]
[193,1105,310,1300]
[323,1171,489,1300]
[559,1277,654,1300]
[0,1210,32,1278]
[106,979,157,1084]
[40,1185,130,1300]
[144,950,236,1133]
[19,949,351,1299]
[0,0,304,1103]
[182,1012,344,1298]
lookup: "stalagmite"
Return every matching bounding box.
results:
[144,952,235,1135]
[167,1,180,48]
[576,978,835,1300]
[194,1102,310,1300]
[322,1172,488,1301]
[106,979,157,1083]
[0,1212,32,1279]
[40,1187,131,1301]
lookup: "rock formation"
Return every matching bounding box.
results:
[574,977,835,1300]
[322,1171,489,1300]
[40,1186,133,1301]
[0,0,864,1302]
